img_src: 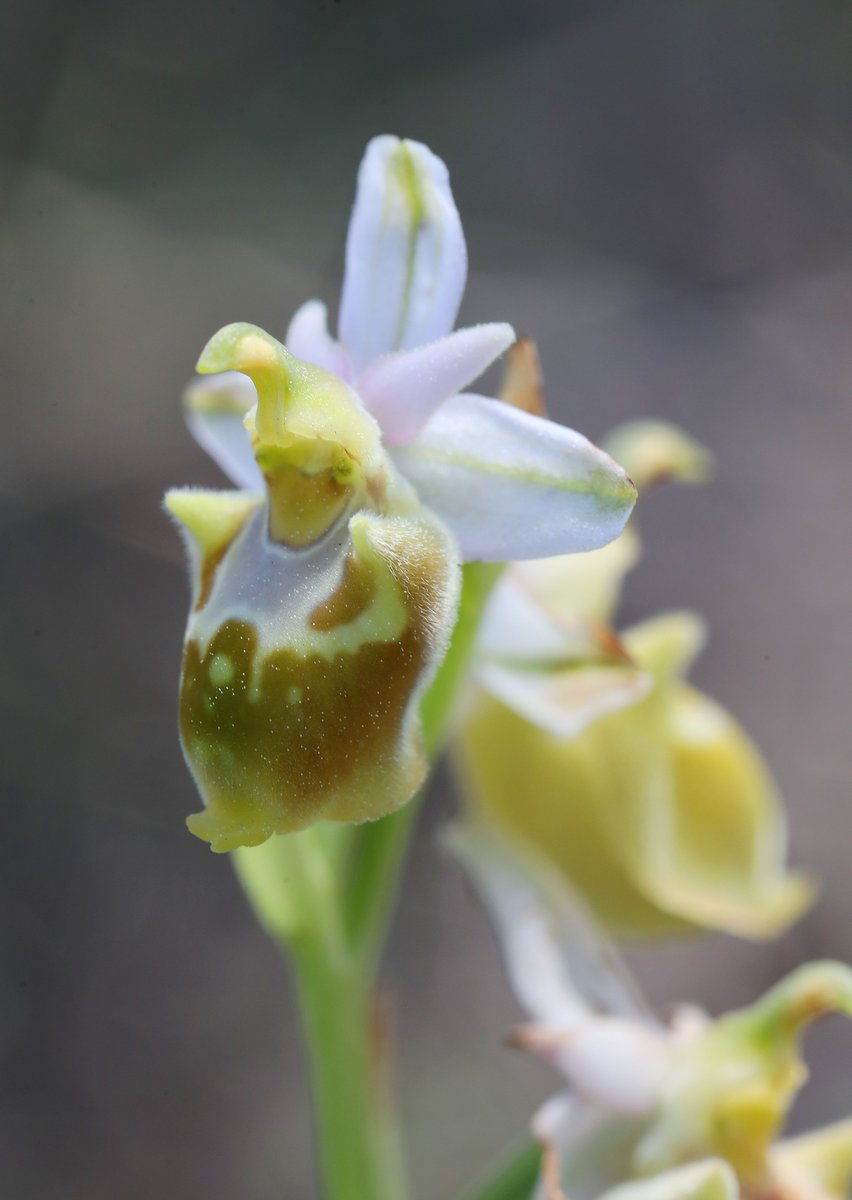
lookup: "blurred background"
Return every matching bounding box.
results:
[3,1,852,1196]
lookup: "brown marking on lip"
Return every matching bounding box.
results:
[264,463,352,548]
[196,530,242,611]
[180,519,454,850]
[309,551,377,632]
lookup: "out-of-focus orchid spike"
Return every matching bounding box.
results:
[508,526,643,628]
[476,565,634,668]
[449,818,847,1200]
[460,607,812,939]
[475,661,650,742]
[635,962,852,1188]
[446,819,654,1029]
[603,420,714,493]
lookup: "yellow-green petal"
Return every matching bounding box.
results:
[600,1160,739,1200]
[457,610,810,938]
[772,1120,852,1200]
[603,420,714,493]
[635,963,852,1188]
[511,525,642,627]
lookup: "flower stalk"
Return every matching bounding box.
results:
[293,939,405,1200]
[165,133,643,1200]
[234,562,501,1200]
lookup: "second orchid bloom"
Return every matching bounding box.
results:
[167,136,635,850]
[451,822,849,1200]
[456,407,810,938]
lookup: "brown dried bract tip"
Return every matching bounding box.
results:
[370,984,397,1107]
[499,336,547,418]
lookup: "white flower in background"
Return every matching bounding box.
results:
[167,136,635,851]
[449,822,852,1200]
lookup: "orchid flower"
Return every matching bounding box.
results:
[450,822,852,1200]
[166,137,635,851]
[455,386,810,938]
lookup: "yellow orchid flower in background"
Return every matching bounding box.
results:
[167,138,636,851]
[771,1121,852,1200]
[450,824,849,1200]
[634,961,852,1189]
[459,604,812,937]
[456,390,811,938]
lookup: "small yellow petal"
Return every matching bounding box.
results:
[163,488,261,608]
[603,420,714,493]
[600,1161,739,1200]
[644,685,814,937]
[621,611,708,684]
[773,1119,852,1200]
[456,689,686,936]
[512,525,642,628]
[635,963,852,1188]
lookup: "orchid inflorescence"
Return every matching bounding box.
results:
[165,136,848,1200]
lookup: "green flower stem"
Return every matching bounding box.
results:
[293,936,405,1200]
[236,828,407,1200]
[460,1140,541,1200]
[235,562,501,1200]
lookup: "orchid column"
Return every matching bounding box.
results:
[167,136,636,1200]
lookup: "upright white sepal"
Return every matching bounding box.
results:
[339,136,467,374]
